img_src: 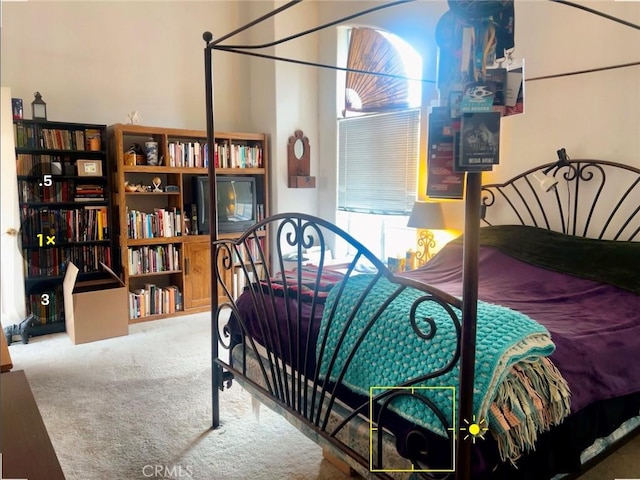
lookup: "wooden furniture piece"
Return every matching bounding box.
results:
[108,124,269,322]
[14,119,113,338]
[287,129,315,188]
[0,370,65,480]
[0,332,12,372]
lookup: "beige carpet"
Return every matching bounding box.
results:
[9,312,347,480]
[7,312,639,480]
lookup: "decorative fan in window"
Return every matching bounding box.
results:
[345,27,416,114]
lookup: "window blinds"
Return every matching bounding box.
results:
[337,108,420,215]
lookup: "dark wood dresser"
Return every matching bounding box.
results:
[1,370,65,479]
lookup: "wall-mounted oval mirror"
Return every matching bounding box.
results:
[294,138,305,159]
[287,130,314,188]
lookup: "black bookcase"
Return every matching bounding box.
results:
[13,119,116,339]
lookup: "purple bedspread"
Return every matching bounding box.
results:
[401,243,640,413]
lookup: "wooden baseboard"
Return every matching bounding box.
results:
[322,448,358,477]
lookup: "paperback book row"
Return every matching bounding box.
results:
[128,244,180,275]
[22,245,112,277]
[14,124,101,151]
[129,284,183,319]
[27,289,63,324]
[167,141,208,168]
[215,142,263,169]
[17,180,105,203]
[166,141,263,169]
[126,207,182,239]
[20,206,109,244]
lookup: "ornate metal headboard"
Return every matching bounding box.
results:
[481,159,640,241]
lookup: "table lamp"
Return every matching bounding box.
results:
[407,201,446,266]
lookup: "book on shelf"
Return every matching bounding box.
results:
[20,206,109,243]
[14,123,37,148]
[213,142,263,169]
[232,236,266,265]
[22,244,111,277]
[128,244,180,275]
[40,128,86,150]
[75,184,105,202]
[18,180,74,203]
[27,289,63,324]
[126,207,182,239]
[129,284,182,319]
[73,197,105,202]
[167,141,208,168]
[16,154,68,176]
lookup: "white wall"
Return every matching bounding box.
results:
[0,87,26,326]
[316,0,640,231]
[1,1,250,131]
[2,0,639,232]
[272,1,319,215]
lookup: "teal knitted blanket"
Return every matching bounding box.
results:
[317,274,570,460]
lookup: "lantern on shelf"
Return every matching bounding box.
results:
[31,92,47,120]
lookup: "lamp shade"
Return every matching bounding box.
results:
[407,201,446,230]
[534,172,559,193]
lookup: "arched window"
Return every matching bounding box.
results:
[344,27,422,114]
[336,27,423,261]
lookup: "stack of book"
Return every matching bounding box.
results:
[75,184,104,202]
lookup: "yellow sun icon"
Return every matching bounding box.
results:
[460,415,489,443]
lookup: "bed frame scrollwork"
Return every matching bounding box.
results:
[212,213,463,479]
[210,159,638,480]
[481,159,640,241]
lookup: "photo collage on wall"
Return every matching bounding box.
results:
[427,64,525,199]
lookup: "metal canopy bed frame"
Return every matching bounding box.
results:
[201,2,640,479]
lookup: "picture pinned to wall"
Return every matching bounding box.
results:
[426,106,465,199]
[458,111,501,170]
[453,130,492,173]
[504,59,525,117]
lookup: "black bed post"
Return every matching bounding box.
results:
[203,31,221,429]
[455,172,482,480]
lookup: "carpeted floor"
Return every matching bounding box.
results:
[7,312,640,480]
[8,312,347,480]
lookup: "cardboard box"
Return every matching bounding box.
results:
[63,262,128,345]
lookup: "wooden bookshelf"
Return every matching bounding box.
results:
[14,119,113,338]
[108,124,270,322]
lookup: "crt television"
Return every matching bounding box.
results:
[193,176,257,234]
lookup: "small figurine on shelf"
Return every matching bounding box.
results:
[124,143,146,165]
[126,110,142,125]
[152,177,162,192]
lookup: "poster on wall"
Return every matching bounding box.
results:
[457,111,501,169]
[426,107,465,199]
[453,130,491,173]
